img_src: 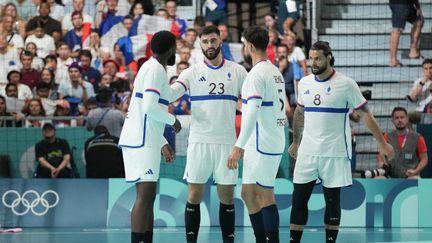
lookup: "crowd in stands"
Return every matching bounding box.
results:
[0,0,430,179]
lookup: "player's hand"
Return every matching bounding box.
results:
[172,118,182,133]
[227,146,243,170]
[161,144,176,163]
[405,169,416,177]
[380,142,394,161]
[288,143,298,160]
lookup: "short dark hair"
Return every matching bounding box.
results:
[150,30,176,55]
[199,25,220,38]
[242,26,269,51]
[36,82,51,91]
[79,49,92,59]
[20,50,33,59]
[177,61,189,68]
[310,41,335,66]
[5,83,18,91]
[96,88,113,104]
[423,58,432,66]
[391,106,407,117]
[44,55,57,65]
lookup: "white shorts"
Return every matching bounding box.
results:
[183,143,237,185]
[293,154,352,188]
[122,147,161,183]
[242,149,282,188]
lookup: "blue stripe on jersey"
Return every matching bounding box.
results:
[135,92,169,105]
[190,95,238,102]
[256,181,274,189]
[204,59,225,70]
[241,99,273,106]
[255,122,284,156]
[304,107,349,113]
[118,114,147,148]
[126,177,141,183]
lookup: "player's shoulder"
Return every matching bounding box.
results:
[334,70,356,84]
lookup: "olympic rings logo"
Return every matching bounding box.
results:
[2,190,59,216]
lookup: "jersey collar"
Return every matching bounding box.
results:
[204,59,225,70]
[314,69,335,82]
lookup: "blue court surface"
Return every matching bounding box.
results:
[1,227,432,243]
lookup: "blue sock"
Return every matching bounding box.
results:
[249,210,266,243]
[262,204,279,243]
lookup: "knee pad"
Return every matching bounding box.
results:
[290,181,315,225]
[324,187,341,226]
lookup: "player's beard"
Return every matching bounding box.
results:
[244,53,252,65]
[311,62,328,75]
[202,46,221,60]
[167,53,176,66]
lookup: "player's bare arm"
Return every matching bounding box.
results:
[288,106,304,159]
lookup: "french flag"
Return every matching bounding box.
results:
[129,14,179,37]
[99,12,126,55]
[81,23,91,49]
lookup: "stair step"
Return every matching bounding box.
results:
[319,19,432,34]
[324,0,430,5]
[321,4,432,19]
[335,66,421,82]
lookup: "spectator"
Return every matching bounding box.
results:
[99,72,113,90]
[26,2,62,43]
[377,106,428,178]
[38,67,58,100]
[0,94,23,127]
[267,28,280,64]
[25,20,56,59]
[53,99,72,127]
[96,0,121,29]
[176,61,189,75]
[0,33,20,84]
[47,0,65,22]
[218,24,234,61]
[34,123,74,178]
[25,42,45,71]
[129,2,144,19]
[86,88,125,137]
[103,59,130,94]
[276,44,303,106]
[22,97,51,127]
[407,59,432,112]
[2,15,24,54]
[64,11,90,57]
[84,125,125,178]
[35,81,57,116]
[282,32,307,76]
[169,74,190,116]
[8,1,37,22]
[277,0,301,35]
[389,0,424,67]
[2,66,32,100]
[264,12,283,35]
[58,62,95,102]
[55,42,74,85]
[80,50,102,92]
[238,45,252,72]
[5,83,19,98]
[44,54,58,70]
[20,50,41,90]
[204,0,227,25]
[62,0,94,34]
[184,28,204,64]
[155,7,169,19]
[113,43,137,77]
[88,30,104,71]
[166,0,187,35]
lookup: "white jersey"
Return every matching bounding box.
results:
[119,57,174,149]
[297,70,367,158]
[174,59,247,144]
[237,60,287,155]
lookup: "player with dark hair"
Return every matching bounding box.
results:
[118,30,181,243]
[288,41,394,243]
[228,26,287,243]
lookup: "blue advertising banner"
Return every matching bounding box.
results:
[0,179,108,227]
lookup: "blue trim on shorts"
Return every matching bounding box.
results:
[256,181,274,189]
[126,177,141,183]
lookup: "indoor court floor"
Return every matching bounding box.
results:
[1,227,432,243]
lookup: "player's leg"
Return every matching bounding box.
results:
[217,185,235,243]
[183,143,213,243]
[214,144,238,243]
[408,7,424,58]
[241,184,266,243]
[131,182,156,243]
[323,187,341,243]
[256,185,279,243]
[389,3,407,66]
[290,180,316,243]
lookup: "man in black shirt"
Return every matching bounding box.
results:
[25,2,62,43]
[84,125,124,178]
[35,123,73,178]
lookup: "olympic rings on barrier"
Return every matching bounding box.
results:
[2,190,59,216]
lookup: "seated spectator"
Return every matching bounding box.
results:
[62,0,94,34]
[264,12,283,35]
[80,50,102,92]
[377,106,428,179]
[58,62,95,105]
[25,20,56,59]
[26,2,62,43]
[22,97,51,128]
[7,1,37,22]
[53,100,71,127]
[55,42,74,85]
[407,59,432,112]
[0,33,20,84]
[84,125,125,178]
[103,59,131,94]
[1,66,33,100]
[35,82,57,116]
[86,88,125,137]
[0,94,23,127]
[218,24,234,61]
[129,2,144,20]
[113,43,137,77]
[34,123,75,178]
[88,30,104,71]
[267,28,281,64]
[47,0,65,22]
[64,11,93,57]
[37,68,58,100]
[4,83,19,98]
[99,73,113,90]
[2,14,24,54]
[282,31,307,75]
[169,75,191,115]
[96,0,122,29]
[25,42,45,71]
[276,44,303,106]
[166,0,187,35]
[44,54,58,70]
[19,50,41,90]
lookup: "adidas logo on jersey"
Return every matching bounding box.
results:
[145,169,154,175]
[198,76,207,82]
[304,89,310,94]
